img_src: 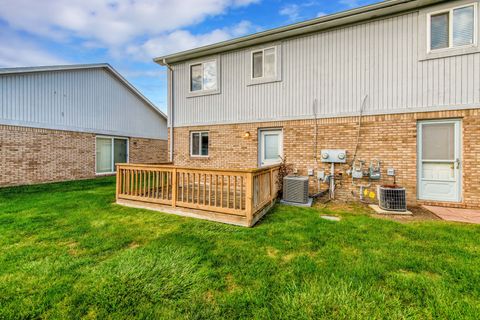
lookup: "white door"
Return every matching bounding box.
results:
[259,129,283,167]
[418,120,461,202]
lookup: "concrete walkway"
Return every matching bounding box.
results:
[423,205,480,224]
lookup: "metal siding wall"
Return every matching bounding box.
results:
[172,11,480,127]
[0,68,167,139]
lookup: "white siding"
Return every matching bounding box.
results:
[0,68,167,139]
[172,11,480,127]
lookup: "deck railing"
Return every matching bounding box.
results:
[116,163,280,226]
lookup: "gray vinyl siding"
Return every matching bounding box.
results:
[0,68,167,139]
[172,10,480,127]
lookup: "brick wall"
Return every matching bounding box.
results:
[0,125,96,186]
[172,109,480,208]
[0,125,168,187]
[129,137,169,163]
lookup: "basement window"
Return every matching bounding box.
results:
[429,3,476,52]
[96,136,128,174]
[190,60,217,93]
[190,131,209,157]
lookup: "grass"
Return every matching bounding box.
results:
[0,177,479,319]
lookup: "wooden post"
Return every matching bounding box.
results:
[245,172,254,226]
[269,168,274,203]
[115,166,121,202]
[172,168,177,208]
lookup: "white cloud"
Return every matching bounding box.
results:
[0,0,260,62]
[279,4,301,22]
[0,31,69,67]
[231,20,257,37]
[128,20,257,60]
[0,0,259,46]
[279,2,320,22]
[316,12,327,18]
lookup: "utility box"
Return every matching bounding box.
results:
[320,149,347,163]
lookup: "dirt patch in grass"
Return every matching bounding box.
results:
[128,241,140,249]
[65,241,81,256]
[282,253,296,262]
[313,199,370,214]
[372,206,440,223]
[225,274,238,292]
[313,198,440,223]
[266,247,279,258]
[203,290,215,303]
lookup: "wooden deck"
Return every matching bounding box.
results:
[115,163,281,227]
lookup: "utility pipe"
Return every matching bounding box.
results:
[163,59,174,162]
[330,162,335,199]
[351,94,368,166]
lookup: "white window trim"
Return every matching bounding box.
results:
[247,44,282,86]
[251,46,277,80]
[95,135,129,175]
[190,131,209,158]
[427,2,478,54]
[187,58,220,98]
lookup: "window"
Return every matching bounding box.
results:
[429,3,476,51]
[190,60,217,92]
[96,136,128,174]
[259,129,283,166]
[190,131,209,157]
[251,47,276,79]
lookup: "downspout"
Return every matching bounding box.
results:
[163,59,174,163]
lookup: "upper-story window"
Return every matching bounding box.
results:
[251,47,277,79]
[190,60,217,92]
[429,3,476,51]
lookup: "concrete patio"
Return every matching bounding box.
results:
[423,206,480,224]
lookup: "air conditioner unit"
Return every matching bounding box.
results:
[378,185,407,212]
[283,176,309,204]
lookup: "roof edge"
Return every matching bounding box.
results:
[0,63,167,120]
[154,0,446,65]
[0,63,110,75]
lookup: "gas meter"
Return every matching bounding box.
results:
[351,159,365,179]
[369,159,381,180]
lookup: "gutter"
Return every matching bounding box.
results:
[163,59,175,162]
[154,0,446,65]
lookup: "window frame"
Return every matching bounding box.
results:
[188,59,219,95]
[427,2,478,53]
[95,135,129,175]
[250,46,277,80]
[190,131,209,158]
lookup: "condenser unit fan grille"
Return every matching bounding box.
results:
[378,185,407,212]
[283,176,309,204]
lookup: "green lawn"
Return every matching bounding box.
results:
[0,177,479,319]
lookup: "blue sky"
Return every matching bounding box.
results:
[0,0,380,113]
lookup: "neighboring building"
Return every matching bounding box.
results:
[0,64,168,187]
[155,0,480,208]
